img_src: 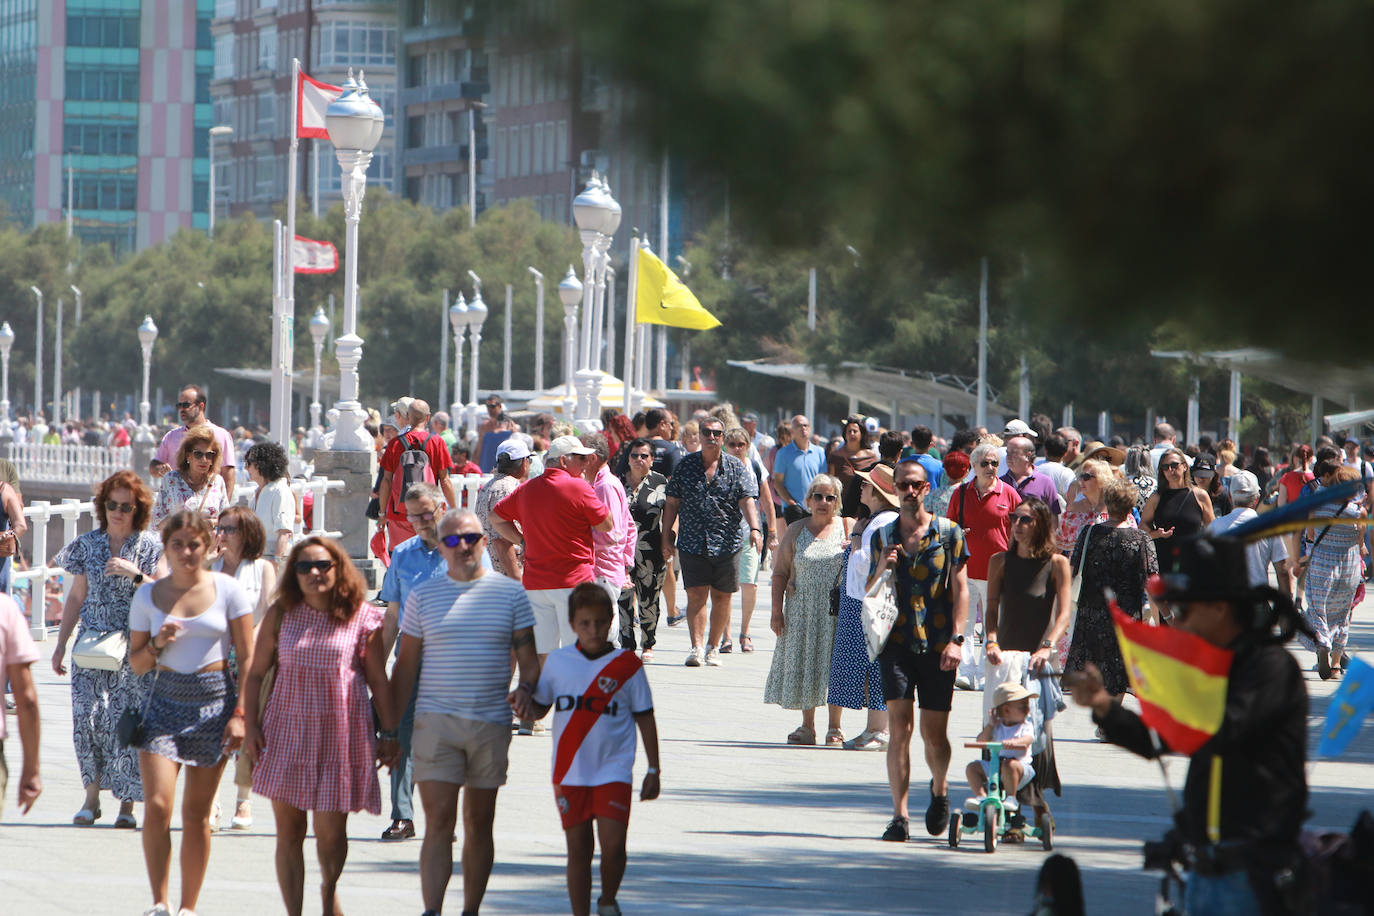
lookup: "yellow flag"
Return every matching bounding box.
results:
[635,248,721,330]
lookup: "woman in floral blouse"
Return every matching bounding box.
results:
[153,425,230,526]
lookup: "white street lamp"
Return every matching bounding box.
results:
[29,287,42,424]
[53,295,63,427]
[557,265,582,419]
[308,306,330,445]
[135,315,158,443]
[528,267,545,392]
[323,69,383,451]
[448,292,468,421]
[0,321,14,437]
[571,173,619,428]
[464,277,487,434]
[69,284,82,421]
[207,125,233,239]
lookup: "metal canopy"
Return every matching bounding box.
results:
[726,359,1014,419]
[1150,348,1374,405]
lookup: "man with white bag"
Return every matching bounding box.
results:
[867,458,969,843]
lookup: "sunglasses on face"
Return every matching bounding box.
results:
[176,401,200,410]
[407,511,437,522]
[629,452,652,461]
[191,450,217,461]
[105,500,135,514]
[441,532,483,548]
[1012,515,1035,526]
[1077,473,1094,481]
[295,559,334,574]
[1161,462,1184,471]
[810,493,838,502]
[978,460,999,468]
[894,480,926,491]
[701,428,724,438]
[215,524,239,535]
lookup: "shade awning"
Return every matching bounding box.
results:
[1151,348,1374,406]
[726,359,1014,419]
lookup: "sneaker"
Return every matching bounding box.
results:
[881,815,909,842]
[954,675,976,691]
[142,906,172,916]
[532,720,549,735]
[925,781,950,836]
[684,646,703,667]
[704,646,722,666]
[667,612,686,627]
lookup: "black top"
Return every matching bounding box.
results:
[1095,635,1308,854]
[1153,486,1206,538]
[612,437,685,480]
[1209,487,1233,517]
[997,550,1055,651]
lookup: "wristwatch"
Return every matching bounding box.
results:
[132,573,145,585]
[1039,639,1054,649]
[951,634,965,646]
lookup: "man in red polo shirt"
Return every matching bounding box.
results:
[946,441,1021,690]
[378,399,459,551]
[491,435,614,659]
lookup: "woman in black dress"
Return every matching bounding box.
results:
[617,437,669,658]
[1066,478,1159,697]
[1141,447,1213,542]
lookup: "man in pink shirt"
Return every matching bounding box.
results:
[150,384,237,495]
[1,592,42,817]
[491,436,614,658]
[580,432,636,643]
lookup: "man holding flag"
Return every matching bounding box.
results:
[1066,533,1312,914]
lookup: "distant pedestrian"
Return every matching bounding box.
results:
[1,591,41,817]
[150,385,238,495]
[474,439,532,579]
[244,441,296,562]
[773,415,827,525]
[618,438,669,658]
[378,399,459,552]
[581,432,636,632]
[152,427,230,526]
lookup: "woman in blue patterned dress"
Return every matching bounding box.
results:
[827,464,898,750]
[50,470,165,827]
[1301,463,1366,679]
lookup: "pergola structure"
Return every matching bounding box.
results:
[726,359,1014,431]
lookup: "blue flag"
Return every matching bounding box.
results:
[1317,656,1374,757]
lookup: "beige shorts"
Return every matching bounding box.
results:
[412,712,511,789]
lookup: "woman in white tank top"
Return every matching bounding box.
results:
[209,506,277,830]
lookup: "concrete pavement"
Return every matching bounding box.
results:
[2,609,1371,916]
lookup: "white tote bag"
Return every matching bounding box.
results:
[862,568,900,663]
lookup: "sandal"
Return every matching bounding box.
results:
[825,728,845,746]
[73,806,101,826]
[114,812,138,829]
[786,726,817,746]
[740,634,754,653]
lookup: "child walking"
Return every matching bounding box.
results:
[512,582,661,916]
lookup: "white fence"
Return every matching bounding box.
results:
[6,442,133,485]
[18,476,349,638]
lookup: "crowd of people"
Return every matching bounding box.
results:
[1,385,1368,915]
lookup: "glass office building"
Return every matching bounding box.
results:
[0,0,213,256]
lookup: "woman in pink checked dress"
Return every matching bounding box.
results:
[244,536,398,916]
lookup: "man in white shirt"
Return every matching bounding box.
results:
[1148,422,1179,474]
[1208,471,1289,592]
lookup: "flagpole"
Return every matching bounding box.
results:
[623,235,639,414]
[281,57,301,447]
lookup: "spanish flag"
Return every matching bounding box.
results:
[1111,605,1234,755]
[635,248,721,330]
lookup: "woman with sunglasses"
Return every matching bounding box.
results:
[244,536,398,916]
[1054,458,1113,556]
[51,470,166,828]
[127,510,255,916]
[153,426,229,527]
[723,428,778,654]
[1141,447,1213,542]
[617,436,671,658]
[210,508,277,830]
[764,474,851,745]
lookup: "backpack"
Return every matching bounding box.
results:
[395,431,437,507]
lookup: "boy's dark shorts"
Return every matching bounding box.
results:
[879,643,956,712]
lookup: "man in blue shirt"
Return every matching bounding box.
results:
[904,424,944,490]
[377,482,448,842]
[772,414,828,525]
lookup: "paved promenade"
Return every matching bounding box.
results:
[2,611,1371,916]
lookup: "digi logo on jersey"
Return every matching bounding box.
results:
[554,695,621,716]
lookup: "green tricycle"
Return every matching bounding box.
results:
[948,740,1053,853]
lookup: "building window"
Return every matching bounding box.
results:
[532,124,543,177]
[195,69,211,103]
[215,0,238,19]
[64,121,138,157]
[66,65,139,102]
[494,127,505,180]
[254,153,278,199]
[556,120,568,170]
[255,91,277,136]
[214,33,235,79]
[193,179,209,213]
[73,174,138,211]
[257,24,277,73]
[66,13,140,48]
[316,19,395,68]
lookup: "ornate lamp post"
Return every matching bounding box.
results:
[557,266,582,419]
[29,287,42,424]
[0,321,14,438]
[323,69,383,451]
[528,267,545,392]
[135,315,158,444]
[464,276,487,435]
[571,173,620,428]
[447,292,468,423]
[308,306,330,445]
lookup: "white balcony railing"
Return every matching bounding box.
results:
[6,442,134,486]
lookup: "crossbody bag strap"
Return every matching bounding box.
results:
[1077,524,1093,577]
[1310,498,1355,553]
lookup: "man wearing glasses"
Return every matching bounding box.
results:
[662,418,762,667]
[373,483,451,842]
[946,442,1021,691]
[150,384,237,495]
[390,509,539,916]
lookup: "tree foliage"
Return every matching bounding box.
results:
[575,0,1374,362]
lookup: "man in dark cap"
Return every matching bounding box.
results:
[1066,533,1312,914]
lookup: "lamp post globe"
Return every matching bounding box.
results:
[448,292,468,418]
[308,307,330,444]
[135,315,158,443]
[0,321,14,436]
[558,265,582,420]
[324,71,378,154]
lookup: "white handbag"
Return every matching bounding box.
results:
[72,629,128,671]
[861,568,900,663]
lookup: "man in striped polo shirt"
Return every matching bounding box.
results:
[390,509,540,916]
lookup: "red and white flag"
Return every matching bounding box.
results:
[296,71,342,140]
[293,235,338,274]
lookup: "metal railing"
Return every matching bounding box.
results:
[229,476,347,541]
[5,442,133,485]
